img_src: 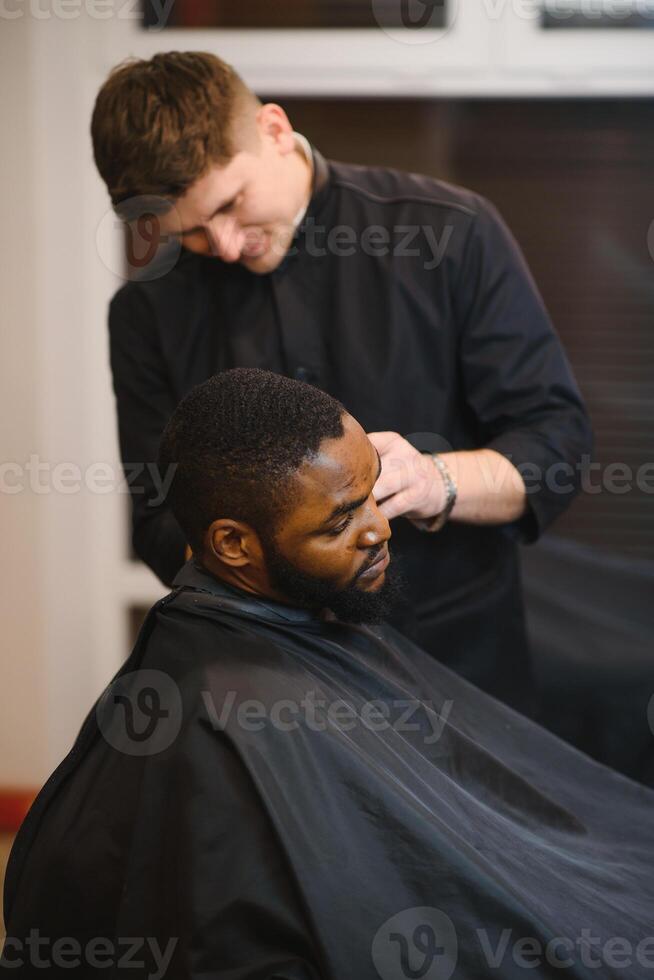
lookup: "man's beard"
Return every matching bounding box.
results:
[260,535,407,624]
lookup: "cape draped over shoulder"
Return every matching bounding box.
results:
[3,562,653,979]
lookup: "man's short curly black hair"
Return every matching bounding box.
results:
[159,368,346,554]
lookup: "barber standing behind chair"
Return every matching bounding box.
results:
[91,51,592,714]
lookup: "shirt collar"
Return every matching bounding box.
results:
[291,131,315,229]
[271,137,330,275]
[296,136,331,228]
[172,559,321,624]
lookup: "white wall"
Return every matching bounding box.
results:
[0,16,46,787]
[1,4,653,787]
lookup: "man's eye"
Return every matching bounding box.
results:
[217,193,242,215]
[327,514,354,537]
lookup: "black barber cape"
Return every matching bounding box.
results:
[108,145,593,710]
[4,562,653,979]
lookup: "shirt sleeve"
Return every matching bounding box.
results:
[453,195,594,543]
[108,284,187,585]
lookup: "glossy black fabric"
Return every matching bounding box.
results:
[4,563,653,979]
[108,145,593,709]
[522,535,654,786]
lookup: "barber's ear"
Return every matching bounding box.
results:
[256,103,295,153]
[206,519,254,567]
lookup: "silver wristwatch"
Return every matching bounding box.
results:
[411,453,458,533]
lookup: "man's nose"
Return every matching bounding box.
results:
[358,503,392,550]
[205,214,244,262]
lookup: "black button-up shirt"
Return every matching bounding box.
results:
[108,144,592,708]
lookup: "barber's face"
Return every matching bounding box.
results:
[257,415,403,622]
[158,104,309,275]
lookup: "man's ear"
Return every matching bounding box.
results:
[256,103,295,154]
[205,519,258,568]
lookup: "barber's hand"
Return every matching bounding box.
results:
[367,431,447,521]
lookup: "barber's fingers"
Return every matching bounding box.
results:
[369,433,424,499]
[376,488,417,522]
[377,474,441,521]
[375,454,442,515]
[373,458,413,501]
[367,431,404,456]
[369,431,406,499]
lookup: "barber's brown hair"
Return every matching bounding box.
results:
[91,51,261,212]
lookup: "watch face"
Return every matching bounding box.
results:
[143,0,448,30]
[542,0,654,28]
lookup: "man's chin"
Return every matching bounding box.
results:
[326,564,407,624]
[261,537,407,626]
[240,228,297,274]
[239,249,286,275]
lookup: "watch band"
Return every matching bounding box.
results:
[412,453,458,533]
